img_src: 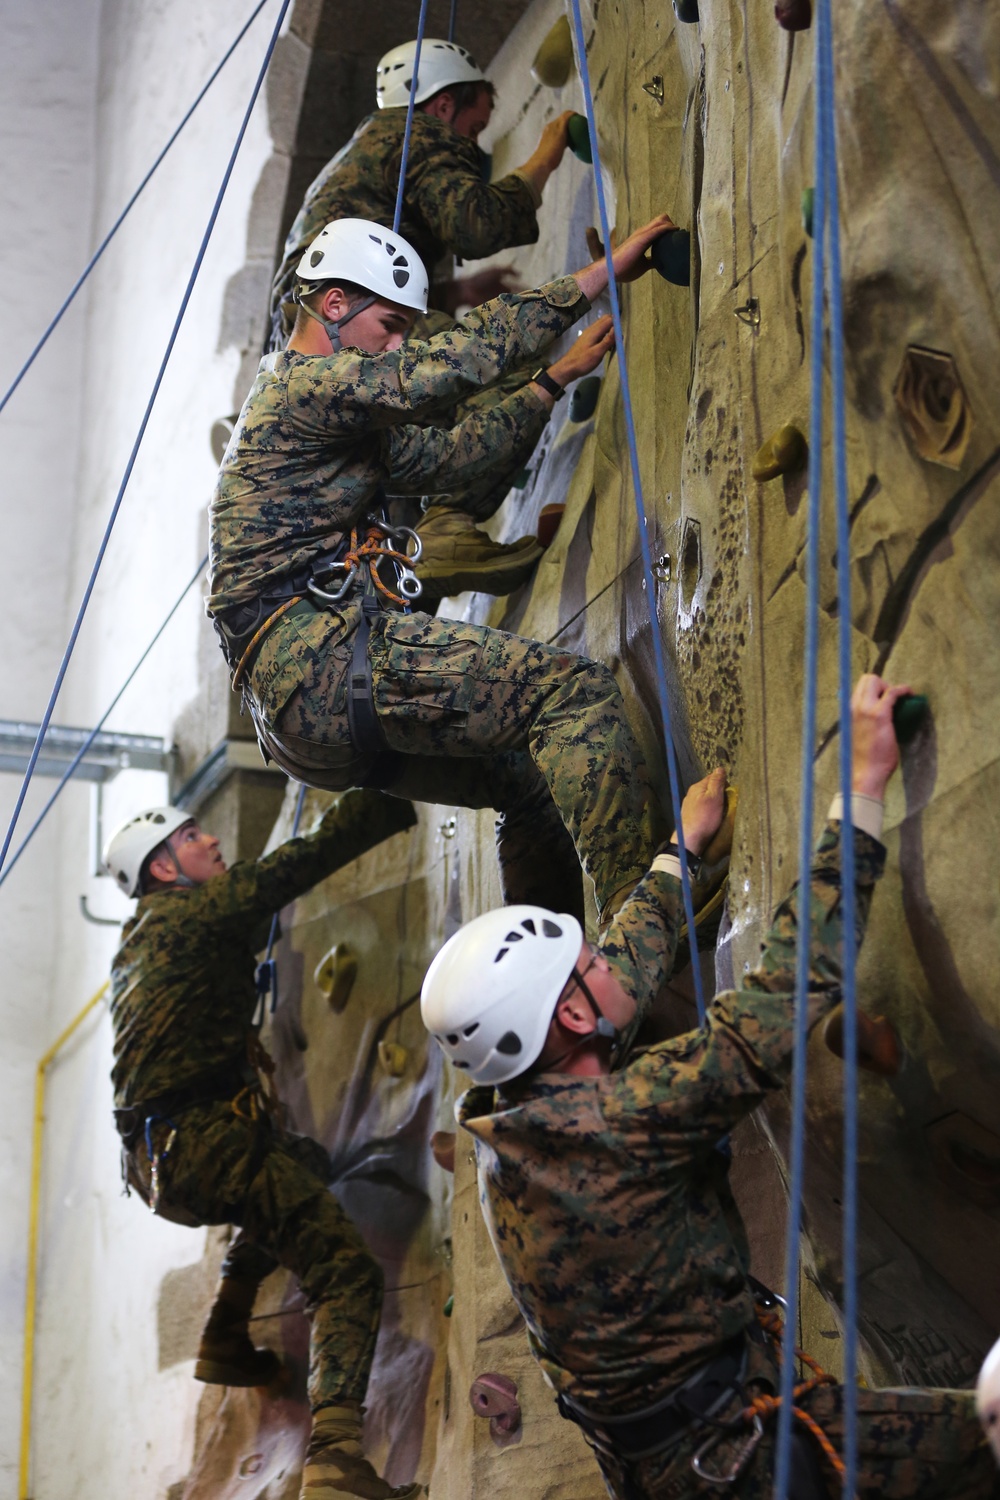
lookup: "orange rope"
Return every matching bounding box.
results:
[743,1310,851,1487]
[231,594,304,691]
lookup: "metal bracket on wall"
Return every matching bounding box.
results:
[642,74,664,104]
[171,737,285,814]
[0,720,172,783]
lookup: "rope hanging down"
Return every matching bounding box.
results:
[0,554,208,894]
[0,0,293,881]
[567,0,705,1023]
[392,0,431,235]
[775,2,859,1495]
[0,0,271,420]
[447,0,458,43]
[255,781,308,1022]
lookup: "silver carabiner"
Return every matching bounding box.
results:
[308,563,358,605]
[691,1413,764,1486]
[390,524,423,564]
[397,568,423,600]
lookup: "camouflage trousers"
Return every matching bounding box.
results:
[252,601,665,922]
[591,1369,997,1500]
[140,1102,382,1412]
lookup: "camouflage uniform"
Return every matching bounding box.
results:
[269,108,548,528]
[110,789,416,1411]
[457,823,998,1498]
[270,108,541,326]
[209,285,665,920]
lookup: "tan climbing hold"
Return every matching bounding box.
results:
[823,1004,902,1077]
[702,785,738,868]
[752,424,807,481]
[378,1040,408,1077]
[531,15,574,88]
[893,345,973,470]
[314,942,358,1012]
[430,1130,456,1173]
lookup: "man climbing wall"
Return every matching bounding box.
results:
[422,675,1000,1500]
[210,212,677,928]
[269,37,577,600]
[105,789,421,1500]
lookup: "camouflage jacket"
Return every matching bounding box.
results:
[109,789,416,1108]
[271,108,540,317]
[208,279,585,612]
[458,822,886,1413]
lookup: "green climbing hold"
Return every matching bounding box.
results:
[752,424,808,481]
[510,468,530,490]
[567,113,592,164]
[673,0,699,20]
[801,187,814,239]
[443,1295,455,1318]
[570,375,601,423]
[892,694,929,744]
[651,228,691,287]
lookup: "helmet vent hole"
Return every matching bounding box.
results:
[542,919,563,938]
[446,1033,459,1045]
[494,946,509,963]
[463,1022,480,1037]
[521,918,536,935]
[504,931,523,943]
[454,1059,469,1069]
[496,1031,522,1056]
[368,234,383,246]
[309,249,323,267]
[393,268,410,287]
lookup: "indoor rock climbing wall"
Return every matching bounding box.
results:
[176,0,999,1495]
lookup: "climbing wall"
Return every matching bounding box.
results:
[171,0,1000,1496]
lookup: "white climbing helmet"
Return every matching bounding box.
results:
[976,1334,1000,1466]
[103,806,192,898]
[296,218,428,314]
[376,38,486,110]
[421,905,582,1086]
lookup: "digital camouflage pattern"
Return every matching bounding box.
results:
[133,1102,383,1411]
[110,787,416,1107]
[458,822,998,1494]
[459,823,886,1410]
[111,788,416,1411]
[247,602,665,920]
[208,278,584,613]
[270,108,540,322]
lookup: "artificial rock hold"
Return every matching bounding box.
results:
[892,693,929,744]
[378,1040,408,1077]
[893,346,973,470]
[531,15,574,88]
[537,504,565,549]
[570,375,601,423]
[566,112,592,164]
[801,186,815,238]
[673,0,699,21]
[824,1005,903,1078]
[752,424,807,481]
[775,0,812,30]
[470,1373,522,1449]
[430,1130,456,1173]
[651,228,691,287]
[314,942,359,1012]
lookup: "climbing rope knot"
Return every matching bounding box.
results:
[341,523,419,608]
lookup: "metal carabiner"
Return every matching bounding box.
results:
[691,1413,764,1486]
[397,568,423,600]
[390,524,423,564]
[308,563,358,605]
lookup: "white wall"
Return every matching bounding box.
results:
[0,1,294,1493]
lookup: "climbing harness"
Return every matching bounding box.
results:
[0,0,273,421]
[0,553,207,892]
[567,0,705,1024]
[0,0,293,878]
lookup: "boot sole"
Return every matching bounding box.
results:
[194,1351,282,1387]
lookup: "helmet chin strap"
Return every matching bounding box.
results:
[538,965,620,1073]
[298,293,377,352]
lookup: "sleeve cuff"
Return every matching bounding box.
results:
[828,792,884,841]
[508,167,543,210]
[650,851,683,880]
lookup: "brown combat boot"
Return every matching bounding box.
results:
[414,505,542,601]
[300,1404,423,1498]
[194,1275,282,1388]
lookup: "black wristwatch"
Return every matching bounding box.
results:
[668,841,704,881]
[531,367,565,401]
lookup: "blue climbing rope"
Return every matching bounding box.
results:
[0,0,272,420]
[567,0,705,1022]
[392,0,431,236]
[447,0,458,44]
[0,554,208,893]
[0,0,293,879]
[255,781,308,1020]
[818,0,859,1490]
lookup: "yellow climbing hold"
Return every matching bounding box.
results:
[378,1040,409,1077]
[752,424,807,481]
[314,942,358,1012]
[531,15,575,88]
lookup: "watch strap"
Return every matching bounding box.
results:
[531,367,565,401]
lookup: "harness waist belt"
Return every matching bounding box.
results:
[557,1335,747,1462]
[113,1060,258,1144]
